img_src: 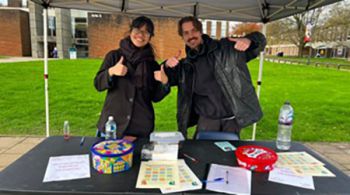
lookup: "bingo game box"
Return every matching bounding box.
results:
[91,139,134,174]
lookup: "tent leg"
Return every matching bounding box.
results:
[252,23,266,140]
[43,8,50,137]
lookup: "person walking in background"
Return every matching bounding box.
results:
[52,47,58,58]
[164,16,266,139]
[94,16,169,139]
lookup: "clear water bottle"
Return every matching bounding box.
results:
[63,121,70,141]
[105,116,117,140]
[276,101,294,150]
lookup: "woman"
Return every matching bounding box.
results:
[94,16,169,138]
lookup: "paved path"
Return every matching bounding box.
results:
[0,136,44,171]
[0,136,349,176]
[0,57,57,63]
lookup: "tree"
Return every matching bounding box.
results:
[266,8,323,57]
[231,23,262,36]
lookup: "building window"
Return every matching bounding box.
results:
[211,20,217,39]
[202,20,207,34]
[228,21,236,37]
[221,21,227,38]
[73,16,88,58]
[0,0,8,6]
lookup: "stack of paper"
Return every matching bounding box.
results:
[43,154,90,183]
[275,152,335,177]
[206,164,251,195]
[268,152,335,190]
[136,160,202,193]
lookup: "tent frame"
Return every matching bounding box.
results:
[33,0,341,139]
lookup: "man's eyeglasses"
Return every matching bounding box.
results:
[132,28,151,37]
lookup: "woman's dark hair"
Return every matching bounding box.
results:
[178,16,202,36]
[130,16,155,37]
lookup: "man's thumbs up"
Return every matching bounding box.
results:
[108,56,128,76]
[154,65,168,85]
[228,37,251,51]
[165,50,181,68]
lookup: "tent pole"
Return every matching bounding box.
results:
[252,23,266,140]
[43,8,50,137]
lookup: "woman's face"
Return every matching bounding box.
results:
[130,25,151,48]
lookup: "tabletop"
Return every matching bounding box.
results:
[0,136,349,195]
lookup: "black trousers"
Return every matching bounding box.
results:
[195,115,241,137]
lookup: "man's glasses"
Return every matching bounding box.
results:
[132,28,151,37]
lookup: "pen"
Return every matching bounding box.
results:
[80,136,85,146]
[201,177,224,183]
[183,153,198,163]
[226,170,229,184]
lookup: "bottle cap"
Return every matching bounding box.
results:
[108,116,114,120]
[284,101,291,105]
[64,120,69,125]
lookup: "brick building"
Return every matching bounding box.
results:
[1,0,234,59]
[88,13,185,60]
[0,6,31,56]
[88,14,233,60]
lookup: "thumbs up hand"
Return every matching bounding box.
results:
[154,65,168,85]
[165,50,181,68]
[109,56,128,76]
[228,37,251,51]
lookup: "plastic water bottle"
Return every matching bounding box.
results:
[276,101,294,150]
[105,116,117,140]
[63,121,70,140]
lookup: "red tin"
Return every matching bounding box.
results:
[235,145,278,172]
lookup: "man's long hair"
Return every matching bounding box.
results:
[178,16,203,36]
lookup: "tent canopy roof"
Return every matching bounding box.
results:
[31,0,341,23]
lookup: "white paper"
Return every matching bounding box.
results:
[43,154,90,183]
[206,164,251,195]
[268,167,315,190]
[152,144,178,161]
[161,159,202,194]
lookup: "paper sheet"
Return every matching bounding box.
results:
[287,165,335,177]
[161,159,202,194]
[43,154,90,183]
[276,152,324,167]
[206,164,251,195]
[269,167,315,190]
[276,152,334,177]
[152,144,178,161]
[136,161,179,189]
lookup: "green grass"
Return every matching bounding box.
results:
[267,56,350,65]
[0,59,349,141]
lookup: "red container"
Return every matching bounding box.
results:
[235,145,278,172]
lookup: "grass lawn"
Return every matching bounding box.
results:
[0,59,349,141]
[267,56,350,66]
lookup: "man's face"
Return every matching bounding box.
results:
[181,21,202,50]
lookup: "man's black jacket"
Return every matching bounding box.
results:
[165,32,267,138]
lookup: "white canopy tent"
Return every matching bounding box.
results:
[30,0,342,139]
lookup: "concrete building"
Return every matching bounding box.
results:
[28,1,76,59]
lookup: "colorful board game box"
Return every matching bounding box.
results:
[91,139,134,174]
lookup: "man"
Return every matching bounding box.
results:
[164,16,266,139]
